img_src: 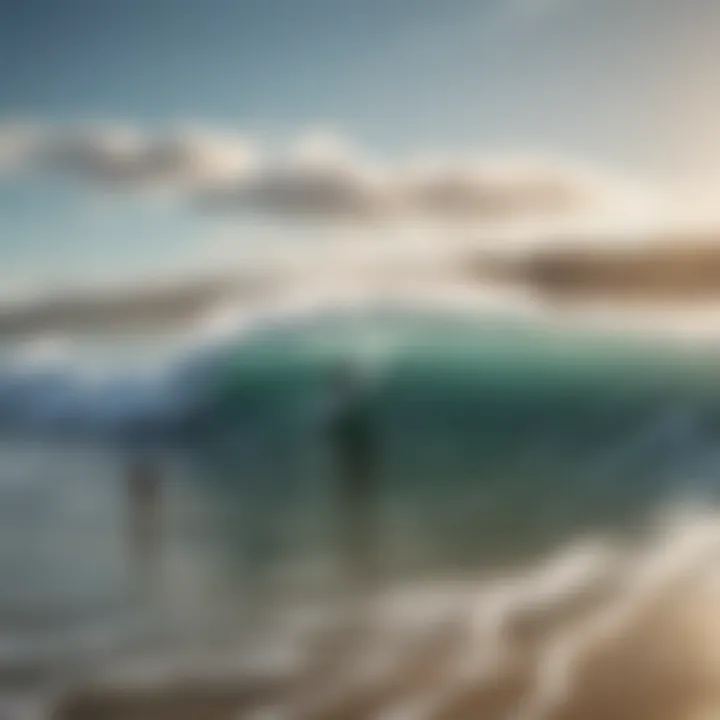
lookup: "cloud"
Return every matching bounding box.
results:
[201,160,391,219]
[475,223,720,301]
[39,124,257,190]
[400,156,600,220]
[0,270,271,337]
[0,120,607,223]
[201,149,604,223]
[5,217,720,338]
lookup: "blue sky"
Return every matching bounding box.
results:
[1,0,719,285]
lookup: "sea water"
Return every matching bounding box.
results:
[4,308,720,717]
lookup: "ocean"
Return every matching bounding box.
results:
[3,305,720,718]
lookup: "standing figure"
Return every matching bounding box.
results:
[126,455,163,600]
[326,360,379,590]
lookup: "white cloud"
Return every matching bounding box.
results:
[5,120,720,338]
[399,156,600,220]
[201,146,604,223]
[41,124,258,190]
[0,120,611,224]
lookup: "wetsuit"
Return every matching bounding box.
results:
[327,384,378,586]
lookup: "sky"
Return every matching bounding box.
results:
[1,0,720,291]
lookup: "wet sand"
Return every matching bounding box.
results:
[53,516,720,720]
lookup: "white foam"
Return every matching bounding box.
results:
[58,509,720,720]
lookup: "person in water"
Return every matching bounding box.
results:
[126,455,163,599]
[326,360,379,588]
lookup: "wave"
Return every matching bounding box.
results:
[1,276,720,443]
[0,279,540,441]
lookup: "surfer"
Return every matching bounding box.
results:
[125,454,163,599]
[326,360,379,589]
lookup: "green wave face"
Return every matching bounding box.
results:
[195,309,720,574]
